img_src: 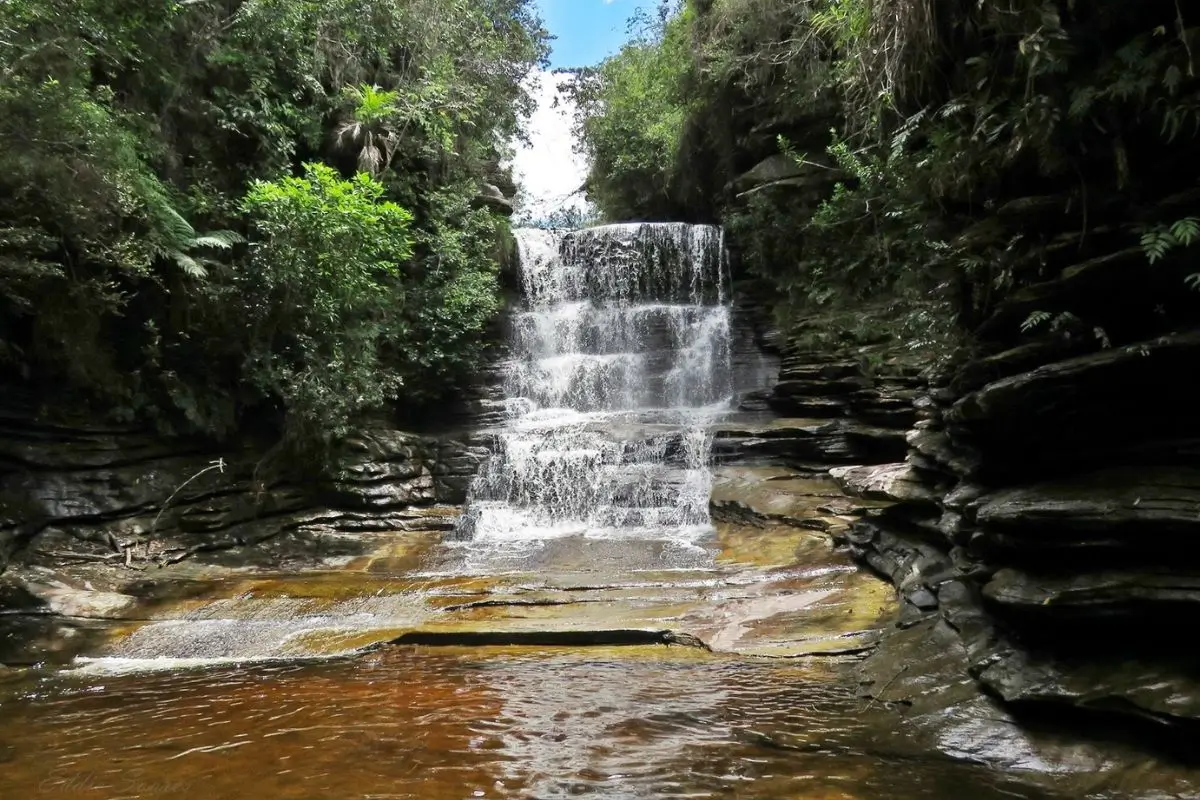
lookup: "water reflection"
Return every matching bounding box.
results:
[0,647,1064,800]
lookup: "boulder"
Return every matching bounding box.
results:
[732,154,805,194]
[829,463,940,506]
[472,183,514,216]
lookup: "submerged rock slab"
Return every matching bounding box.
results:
[29,466,899,667]
[388,628,711,650]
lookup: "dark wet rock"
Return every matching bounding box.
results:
[907,587,939,611]
[836,518,960,609]
[386,628,712,650]
[773,375,870,398]
[905,427,979,477]
[712,419,908,467]
[975,643,1200,729]
[974,247,1147,341]
[972,467,1200,559]
[983,568,1200,622]
[851,514,1200,734]
[947,332,1200,479]
[763,345,921,431]
[943,481,986,510]
[851,617,1200,794]
[829,463,941,506]
[951,339,1094,395]
[0,404,481,591]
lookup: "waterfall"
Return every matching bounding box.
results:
[458,223,733,551]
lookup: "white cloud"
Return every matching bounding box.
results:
[508,69,593,224]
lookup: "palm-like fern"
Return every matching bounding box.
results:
[168,229,244,279]
[137,174,244,279]
[335,84,402,177]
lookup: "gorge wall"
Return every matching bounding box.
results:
[0,386,506,662]
[710,300,1200,758]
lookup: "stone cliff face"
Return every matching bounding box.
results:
[712,20,1200,744]
[829,330,1200,741]
[0,387,499,661]
[0,409,488,574]
[712,311,1195,769]
[712,292,922,471]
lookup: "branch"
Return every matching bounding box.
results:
[150,458,227,534]
[1177,0,1195,77]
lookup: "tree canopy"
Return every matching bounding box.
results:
[0,0,547,450]
[573,0,1200,353]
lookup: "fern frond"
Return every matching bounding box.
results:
[1164,64,1183,94]
[937,100,967,119]
[1021,310,1052,332]
[171,252,208,279]
[1169,217,1200,245]
[1141,230,1172,263]
[190,230,245,250]
[135,175,196,249]
[1068,87,1095,120]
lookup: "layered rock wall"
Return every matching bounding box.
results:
[714,312,923,470]
[829,330,1200,738]
[0,397,489,579]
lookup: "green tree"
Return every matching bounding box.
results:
[571,2,693,219]
[240,163,414,445]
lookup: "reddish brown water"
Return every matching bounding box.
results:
[0,646,1062,800]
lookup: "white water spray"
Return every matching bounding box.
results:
[459,223,733,550]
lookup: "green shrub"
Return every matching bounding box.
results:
[239,164,413,444]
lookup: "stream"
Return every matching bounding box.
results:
[0,224,1186,799]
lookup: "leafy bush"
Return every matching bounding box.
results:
[239,164,413,444]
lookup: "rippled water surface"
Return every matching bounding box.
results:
[0,647,1061,800]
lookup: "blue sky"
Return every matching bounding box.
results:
[536,0,657,69]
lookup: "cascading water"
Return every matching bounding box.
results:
[458,223,733,555]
